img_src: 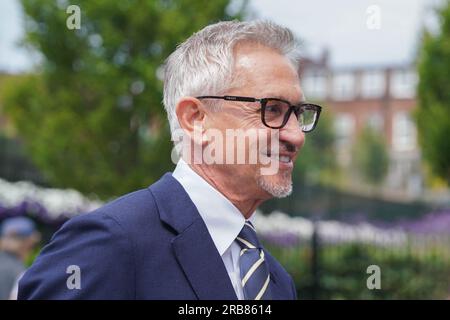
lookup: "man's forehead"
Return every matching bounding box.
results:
[232,45,301,96]
[233,42,291,68]
[235,55,255,69]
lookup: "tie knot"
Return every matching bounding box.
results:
[236,221,261,249]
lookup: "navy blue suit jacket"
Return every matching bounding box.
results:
[18,173,297,299]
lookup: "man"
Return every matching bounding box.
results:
[0,217,40,299]
[18,20,321,300]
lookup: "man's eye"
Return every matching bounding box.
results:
[266,104,283,114]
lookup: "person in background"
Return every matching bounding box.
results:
[0,217,41,299]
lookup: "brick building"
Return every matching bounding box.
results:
[299,52,422,196]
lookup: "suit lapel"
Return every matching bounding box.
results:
[268,270,286,300]
[172,218,238,300]
[263,249,293,300]
[149,173,237,300]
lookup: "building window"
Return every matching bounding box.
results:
[390,69,417,98]
[332,72,355,100]
[302,70,327,100]
[334,113,355,148]
[334,113,355,166]
[361,70,385,98]
[392,111,417,151]
[367,112,384,132]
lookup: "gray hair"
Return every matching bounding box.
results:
[163,20,300,145]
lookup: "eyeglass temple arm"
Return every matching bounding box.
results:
[196,95,258,102]
[223,96,258,102]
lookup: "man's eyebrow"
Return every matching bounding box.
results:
[263,94,306,104]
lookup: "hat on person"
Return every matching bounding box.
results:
[0,217,36,238]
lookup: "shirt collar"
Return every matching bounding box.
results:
[172,159,253,255]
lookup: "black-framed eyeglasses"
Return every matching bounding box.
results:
[196,95,322,133]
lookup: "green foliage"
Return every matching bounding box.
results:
[0,132,46,184]
[352,126,388,185]
[265,241,450,299]
[3,0,246,199]
[416,2,450,184]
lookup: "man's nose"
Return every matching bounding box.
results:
[279,111,305,150]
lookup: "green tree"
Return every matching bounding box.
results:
[353,126,389,185]
[416,2,450,184]
[3,0,246,199]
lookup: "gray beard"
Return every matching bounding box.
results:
[257,171,293,198]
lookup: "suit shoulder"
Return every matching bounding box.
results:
[19,205,135,299]
[86,188,158,232]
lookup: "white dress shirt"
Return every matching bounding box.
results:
[172,158,254,300]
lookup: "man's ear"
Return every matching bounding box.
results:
[175,97,207,138]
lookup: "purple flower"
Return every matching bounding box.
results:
[394,210,450,234]
[260,231,300,247]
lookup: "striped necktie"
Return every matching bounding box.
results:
[236,221,271,300]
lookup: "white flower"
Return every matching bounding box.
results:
[0,178,103,219]
[253,210,407,246]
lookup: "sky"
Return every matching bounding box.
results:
[0,0,444,73]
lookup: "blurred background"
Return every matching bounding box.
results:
[0,0,449,299]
